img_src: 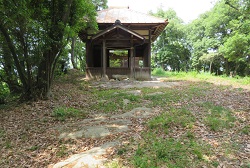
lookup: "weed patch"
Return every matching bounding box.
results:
[56,145,68,157]
[148,108,195,131]
[133,133,211,168]
[152,67,168,76]
[0,128,5,138]
[90,89,142,113]
[241,125,250,135]
[52,106,86,121]
[202,102,235,131]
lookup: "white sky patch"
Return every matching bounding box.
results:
[107,0,217,23]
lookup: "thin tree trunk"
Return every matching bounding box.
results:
[71,37,78,69]
[224,58,230,76]
[1,42,21,93]
[209,59,214,74]
[0,22,28,91]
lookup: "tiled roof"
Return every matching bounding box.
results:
[97,7,167,24]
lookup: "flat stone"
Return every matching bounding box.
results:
[107,124,129,133]
[59,126,110,139]
[59,130,85,139]
[111,107,153,119]
[52,141,119,168]
[109,119,133,125]
[84,126,110,138]
[59,121,132,140]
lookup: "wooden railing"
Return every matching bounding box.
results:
[86,67,151,80]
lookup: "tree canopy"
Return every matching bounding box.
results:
[0,0,97,100]
[152,0,250,76]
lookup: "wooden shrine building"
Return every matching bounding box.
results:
[80,7,168,80]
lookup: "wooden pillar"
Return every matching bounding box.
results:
[148,29,152,77]
[107,49,110,68]
[102,40,106,77]
[86,41,91,67]
[130,47,134,78]
[148,29,152,66]
[130,35,134,79]
[128,50,130,68]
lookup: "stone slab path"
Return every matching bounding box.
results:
[51,107,159,168]
[51,79,180,168]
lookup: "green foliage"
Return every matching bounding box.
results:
[110,59,121,67]
[0,82,10,103]
[92,0,108,10]
[219,32,249,62]
[52,106,86,121]
[152,8,190,72]
[0,0,97,99]
[74,38,87,71]
[151,67,167,76]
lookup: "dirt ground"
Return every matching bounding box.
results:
[0,72,249,167]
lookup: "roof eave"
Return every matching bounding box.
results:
[92,21,145,41]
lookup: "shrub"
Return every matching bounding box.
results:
[152,67,167,76]
[0,82,10,104]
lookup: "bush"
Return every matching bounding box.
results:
[152,68,167,76]
[0,82,10,104]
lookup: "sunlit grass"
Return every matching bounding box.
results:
[153,70,250,86]
[89,88,143,113]
[148,108,195,131]
[201,102,235,131]
[52,106,87,121]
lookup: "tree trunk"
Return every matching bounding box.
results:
[36,48,58,99]
[35,0,74,99]
[209,59,214,74]
[71,37,78,69]
[0,22,28,90]
[224,58,230,76]
[1,42,22,93]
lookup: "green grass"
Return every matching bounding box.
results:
[56,145,68,157]
[130,107,210,168]
[110,80,248,167]
[28,145,40,151]
[153,70,250,86]
[152,67,168,76]
[201,102,235,131]
[52,106,87,121]
[133,133,211,168]
[90,89,142,113]
[0,128,5,138]
[105,160,123,168]
[241,125,250,135]
[148,108,195,131]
